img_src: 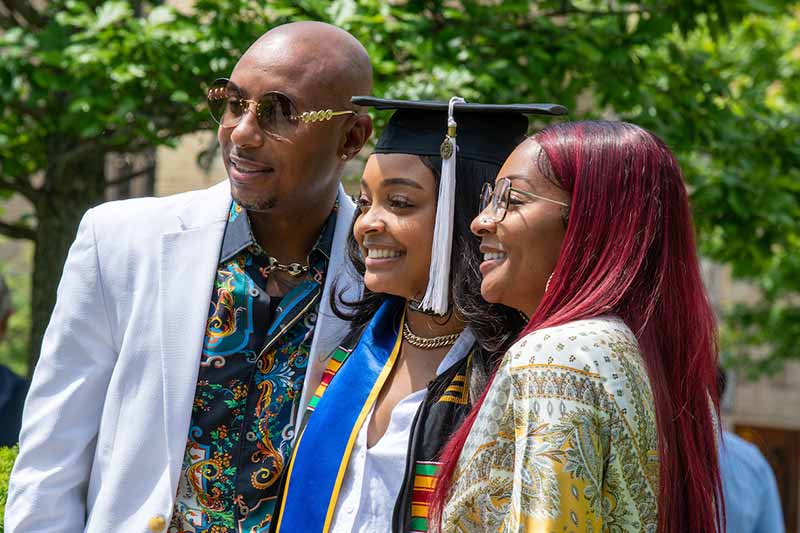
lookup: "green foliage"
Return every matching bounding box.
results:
[0,0,218,175]
[1,0,798,376]
[0,251,33,377]
[664,12,800,376]
[0,446,19,531]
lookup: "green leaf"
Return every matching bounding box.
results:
[147,5,176,26]
[170,90,190,103]
[94,1,132,30]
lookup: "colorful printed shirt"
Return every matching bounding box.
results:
[169,201,335,533]
[441,316,659,533]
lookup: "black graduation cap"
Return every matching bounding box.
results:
[351,97,568,166]
[351,96,568,314]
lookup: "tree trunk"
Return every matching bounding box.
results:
[28,151,107,375]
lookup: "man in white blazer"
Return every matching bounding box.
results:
[7,21,372,533]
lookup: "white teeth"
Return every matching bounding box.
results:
[367,248,403,259]
[484,252,506,261]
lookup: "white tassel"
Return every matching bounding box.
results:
[420,96,465,315]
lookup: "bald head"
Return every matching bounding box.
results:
[238,21,372,109]
[220,22,373,224]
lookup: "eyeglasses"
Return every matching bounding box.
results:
[479,177,569,223]
[206,78,357,136]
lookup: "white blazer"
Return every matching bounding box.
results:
[6,180,362,533]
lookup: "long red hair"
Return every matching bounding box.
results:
[431,121,724,532]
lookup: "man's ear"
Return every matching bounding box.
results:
[339,114,373,160]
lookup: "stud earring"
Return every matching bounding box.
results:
[340,154,348,161]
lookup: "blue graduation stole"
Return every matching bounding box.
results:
[275,298,405,532]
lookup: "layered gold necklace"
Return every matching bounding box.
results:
[402,322,460,350]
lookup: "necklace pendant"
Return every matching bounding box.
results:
[285,263,308,277]
[261,254,309,278]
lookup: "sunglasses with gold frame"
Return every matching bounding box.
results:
[206,78,357,134]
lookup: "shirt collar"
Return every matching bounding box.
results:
[436,328,476,376]
[218,200,337,264]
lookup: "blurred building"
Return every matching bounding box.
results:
[705,262,799,532]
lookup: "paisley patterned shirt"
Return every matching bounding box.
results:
[441,316,659,533]
[170,201,335,533]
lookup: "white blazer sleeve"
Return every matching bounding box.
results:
[6,208,118,532]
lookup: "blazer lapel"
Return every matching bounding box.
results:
[159,180,231,493]
[296,186,364,428]
[158,182,363,478]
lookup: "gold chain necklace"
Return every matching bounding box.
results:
[402,322,460,350]
[262,255,309,277]
[253,246,310,278]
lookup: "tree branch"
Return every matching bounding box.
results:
[0,0,45,29]
[14,101,47,121]
[51,140,100,176]
[0,8,17,28]
[0,220,36,241]
[0,176,40,204]
[537,0,656,18]
[540,6,653,17]
[104,163,155,187]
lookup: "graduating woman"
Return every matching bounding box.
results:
[432,121,724,533]
[274,98,566,533]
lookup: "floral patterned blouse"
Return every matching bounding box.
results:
[441,316,659,533]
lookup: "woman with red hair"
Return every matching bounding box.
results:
[432,121,723,533]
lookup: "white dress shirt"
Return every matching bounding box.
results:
[328,329,476,533]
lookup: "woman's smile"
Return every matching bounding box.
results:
[364,245,406,268]
[354,154,437,299]
[478,242,507,276]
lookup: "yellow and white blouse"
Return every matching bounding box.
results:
[442,316,659,533]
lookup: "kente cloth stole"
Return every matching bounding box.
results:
[274,298,405,533]
[305,344,352,414]
[392,353,473,533]
[408,461,441,533]
[291,356,460,533]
